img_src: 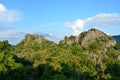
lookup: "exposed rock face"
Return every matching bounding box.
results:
[21,34,47,46]
[103,40,116,48]
[15,34,49,58]
[77,29,107,45]
[60,28,116,48]
[77,29,116,47]
[117,56,120,60]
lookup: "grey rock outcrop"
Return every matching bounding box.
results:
[77,29,116,47]
[60,28,116,48]
[22,34,47,46]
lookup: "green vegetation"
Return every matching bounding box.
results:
[0,33,120,80]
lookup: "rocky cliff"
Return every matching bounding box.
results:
[60,28,116,48]
[20,34,48,46]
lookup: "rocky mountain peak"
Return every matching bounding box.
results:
[60,28,116,48]
[22,34,47,45]
[77,28,116,46]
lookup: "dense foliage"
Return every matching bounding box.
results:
[0,35,120,80]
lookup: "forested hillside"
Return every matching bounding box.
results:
[0,29,120,80]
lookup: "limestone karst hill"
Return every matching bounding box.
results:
[60,28,116,48]
[1,28,120,80]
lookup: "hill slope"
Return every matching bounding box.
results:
[0,29,120,80]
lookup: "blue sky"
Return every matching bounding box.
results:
[0,0,120,44]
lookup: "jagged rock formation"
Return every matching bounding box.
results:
[15,34,52,58]
[60,28,116,48]
[23,34,47,45]
[77,29,116,47]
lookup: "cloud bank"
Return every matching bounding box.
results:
[0,3,20,22]
[65,13,120,35]
[0,29,25,44]
[0,3,23,44]
[0,29,24,38]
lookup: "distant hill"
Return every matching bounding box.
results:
[112,35,120,42]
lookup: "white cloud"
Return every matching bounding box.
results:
[0,29,25,44]
[85,13,120,27]
[0,4,6,12]
[0,3,20,22]
[65,13,120,35]
[0,25,13,31]
[0,25,23,38]
[0,29,24,38]
[0,23,25,44]
[0,3,22,44]
[65,19,84,35]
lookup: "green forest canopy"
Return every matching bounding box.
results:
[0,32,120,80]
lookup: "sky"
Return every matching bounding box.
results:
[0,0,120,44]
